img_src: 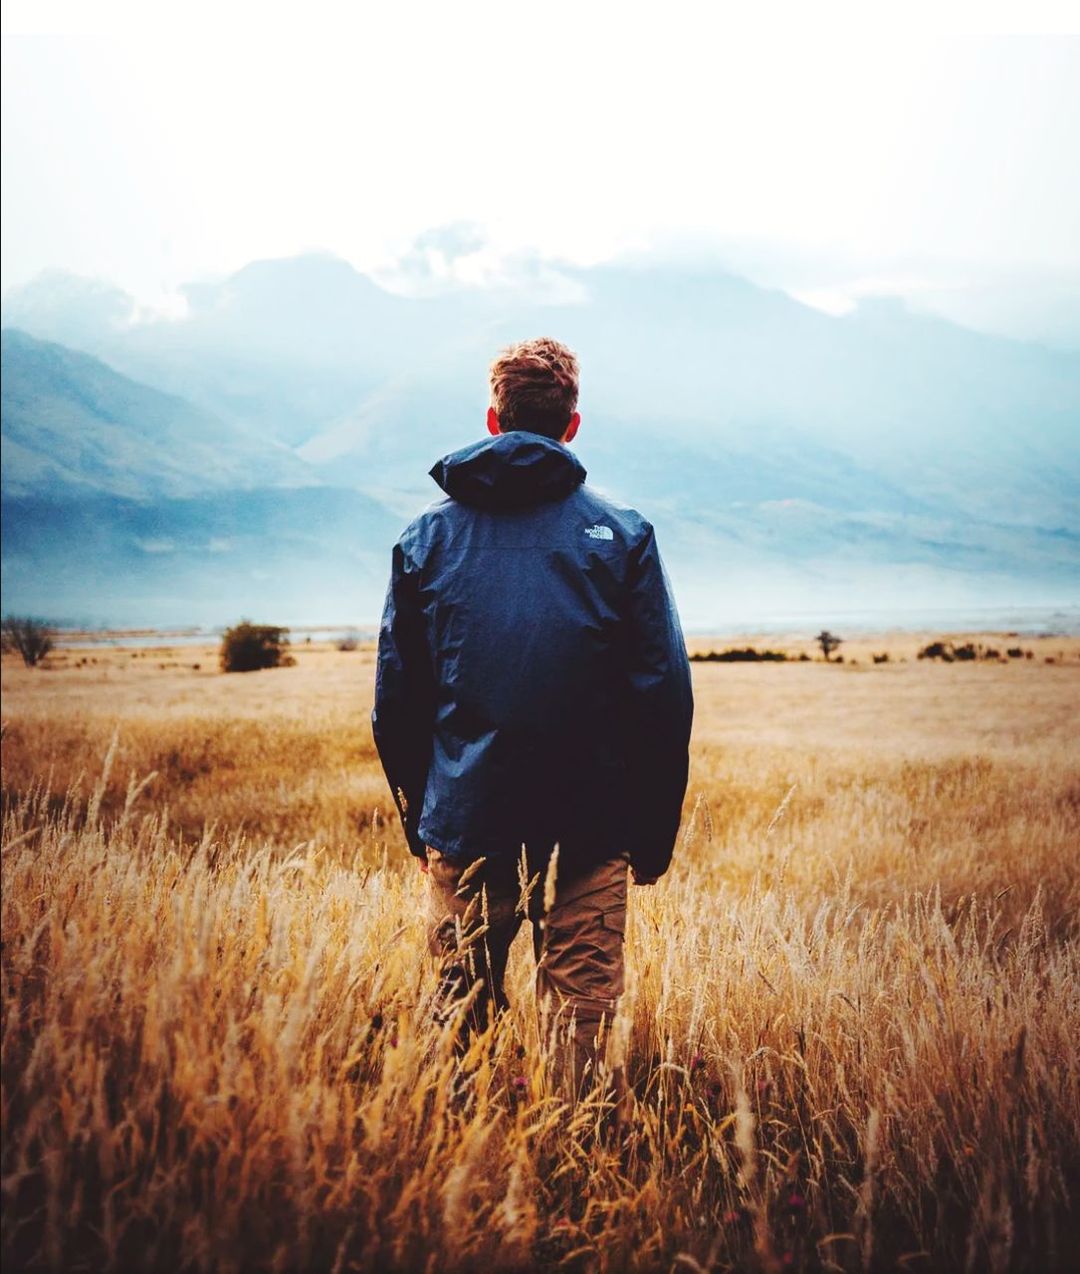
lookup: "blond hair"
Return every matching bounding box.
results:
[489,337,579,440]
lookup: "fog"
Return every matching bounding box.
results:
[3,5,1079,345]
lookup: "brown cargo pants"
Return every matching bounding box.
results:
[425,845,628,1095]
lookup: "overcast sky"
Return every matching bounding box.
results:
[2,2,1079,342]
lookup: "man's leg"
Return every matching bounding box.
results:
[531,854,628,1098]
[426,848,522,1043]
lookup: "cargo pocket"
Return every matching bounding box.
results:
[601,905,626,937]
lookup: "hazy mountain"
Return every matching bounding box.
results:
[0,328,402,624]
[2,256,485,448]
[1,329,315,499]
[2,251,1077,628]
[7,253,1076,519]
[1,486,402,628]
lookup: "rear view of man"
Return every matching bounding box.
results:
[372,337,693,1092]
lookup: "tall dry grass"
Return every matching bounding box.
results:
[2,651,1079,1271]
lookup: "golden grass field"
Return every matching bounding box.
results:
[2,632,1079,1272]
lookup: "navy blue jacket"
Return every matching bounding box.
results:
[372,430,693,878]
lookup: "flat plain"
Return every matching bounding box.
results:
[2,632,1078,1272]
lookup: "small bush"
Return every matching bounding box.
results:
[918,639,1022,664]
[872,652,890,664]
[689,647,787,663]
[1,615,55,667]
[219,621,295,673]
[337,632,361,652]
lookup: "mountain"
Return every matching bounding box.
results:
[2,251,1078,628]
[0,329,399,625]
[1,329,314,499]
[1,486,402,628]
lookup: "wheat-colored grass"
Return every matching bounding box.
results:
[2,639,1078,1271]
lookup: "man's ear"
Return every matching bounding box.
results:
[486,406,501,436]
[562,411,581,444]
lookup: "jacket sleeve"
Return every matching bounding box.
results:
[372,539,436,858]
[620,523,694,879]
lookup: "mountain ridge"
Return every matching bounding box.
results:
[1,328,317,500]
[2,252,1077,626]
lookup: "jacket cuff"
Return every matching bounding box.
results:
[628,847,673,880]
[400,815,427,858]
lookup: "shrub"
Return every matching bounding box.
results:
[872,652,890,664]
[689,647,787,663]
[219,621,295,673]
[1,615,55,667]
[918,639,1015,663]
[337,632,361,652]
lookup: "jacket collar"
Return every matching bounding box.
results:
[430,430,586,510]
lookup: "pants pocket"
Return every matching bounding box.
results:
[600,904,626,936]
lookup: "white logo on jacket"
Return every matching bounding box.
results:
[584,524,614,541]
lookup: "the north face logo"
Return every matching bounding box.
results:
[584,524,614,541]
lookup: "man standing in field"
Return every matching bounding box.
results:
[372,337,693,1093]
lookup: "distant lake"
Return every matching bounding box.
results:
[51,605,1079,648]
[55,627,377,649]
[684,604,1080,638]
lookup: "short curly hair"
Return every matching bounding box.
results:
[489,337,579,440]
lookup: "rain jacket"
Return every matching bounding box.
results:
[372,430,693,879]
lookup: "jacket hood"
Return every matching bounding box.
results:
[430,431,587,510]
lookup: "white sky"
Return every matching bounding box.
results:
[2,1,1079,333]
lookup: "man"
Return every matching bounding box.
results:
[372,337,693,1093]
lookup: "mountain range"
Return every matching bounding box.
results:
[2,251,1078,629]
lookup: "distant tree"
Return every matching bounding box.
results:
[815,630,842,661]
[219,620,295,673]
[1,615,55,667]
